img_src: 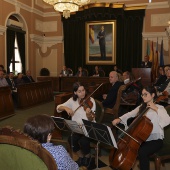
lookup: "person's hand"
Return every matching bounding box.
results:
[103,94,107,100]
[112,118,121,126]
[147,101,158,112]
[65,107,74,116]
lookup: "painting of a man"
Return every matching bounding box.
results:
[86,21,116,64]
[97,25,106,60]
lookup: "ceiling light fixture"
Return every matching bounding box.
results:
[43,0,90,19]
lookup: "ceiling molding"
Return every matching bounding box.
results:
[30,34,63,53]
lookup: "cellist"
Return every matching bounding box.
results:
[112,86,170,170]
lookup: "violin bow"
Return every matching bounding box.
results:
[73,83,103,114]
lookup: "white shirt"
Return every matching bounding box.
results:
[56,97,96,125]
[119,104,170,141]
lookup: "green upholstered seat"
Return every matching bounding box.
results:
[0,127,58,170]
[0,144,48,170]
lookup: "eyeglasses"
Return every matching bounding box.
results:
[141,93,148,97]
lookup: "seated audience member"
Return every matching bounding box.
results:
[23,70,35,83]
[102,71,123,108]
[23,114,79,170]
[92,66,103,77]
[157,68,170,96]
[0,70,9,87]
[6,72,17,90]
[113,65,122,74]
[59,66,69,77]
[6,72,18,107]
[141,55,152,68]
[154,66,166,86]
[14,73,25,86]
[75,67,87,77]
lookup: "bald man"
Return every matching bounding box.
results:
[102,71,123,108]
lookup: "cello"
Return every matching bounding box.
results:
[109,92,167,170]
[109,103,154,170]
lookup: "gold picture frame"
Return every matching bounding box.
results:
[85,20,116,65]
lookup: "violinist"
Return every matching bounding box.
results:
[112,86,170,170]
[56,82,96,169]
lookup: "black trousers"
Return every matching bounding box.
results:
[138,139,163,170]
[68,133,91,155]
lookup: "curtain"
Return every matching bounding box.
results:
[6,29,15,73]
[16,32,26,74]
[62,7,145,76]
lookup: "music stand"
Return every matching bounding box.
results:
[82,119,117,169]
[51,116,86,158]
[51,116,69,131]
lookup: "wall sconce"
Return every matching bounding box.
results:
[165,21,170,37]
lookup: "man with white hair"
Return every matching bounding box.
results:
[0,70,9,87]
[102,71,123,108]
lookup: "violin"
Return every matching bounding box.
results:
[80,97,95,121]
[73,83,103,121]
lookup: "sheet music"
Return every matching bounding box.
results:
[82,119,117,148]
[64,120,85,135]
[107,126,117,148]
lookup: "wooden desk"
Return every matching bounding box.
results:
[0,86,15,120]
[37,76,109,92]
[17,81,53,109]
[37,76,60,92]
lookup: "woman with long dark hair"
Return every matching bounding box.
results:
[112,86,170,170]
[57,82,96,169]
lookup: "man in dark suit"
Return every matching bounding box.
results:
[102,71,123,108]
[6,72,16,90]
[23,70,35,83]
[97,25,106,60]
[141,55,152,68]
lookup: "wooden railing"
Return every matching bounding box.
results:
[0,86,15,120]
[17,81,53,109]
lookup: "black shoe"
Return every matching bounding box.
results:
[76,157,84,167]
[83,156,92,168]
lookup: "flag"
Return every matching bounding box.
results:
[149,41,154,62]
[154,39,159,78]
[89,25,95,44]
[146,38,150,56]
[151,40,155,82]
[159,39,164,66]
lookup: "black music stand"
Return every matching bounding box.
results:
[51,116,86,158]
[51,116,70,131]
[82,119,117,169]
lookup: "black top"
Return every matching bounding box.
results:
[102,81,123,109]
[141,61,152,68]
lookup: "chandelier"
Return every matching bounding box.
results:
[43,0,90,19]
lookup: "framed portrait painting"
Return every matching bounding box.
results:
[85,20,116,65]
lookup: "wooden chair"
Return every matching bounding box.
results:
[151,105,170,170]
[0,126,58,170]
[101,85,126,135]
